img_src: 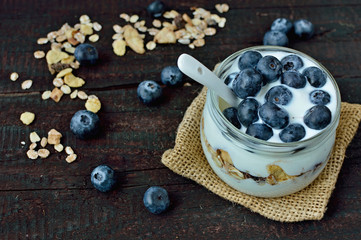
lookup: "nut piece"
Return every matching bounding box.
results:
[38,149,50,158]
[66,154,77,163]
[54,143,64,152]
[21,80,33,90]
[27,150,38,159]
[40,137,47,148]
[34,50,45,59]
[48,129,62,145]
[30,132,41,143]
[20,112,35,125]
[65,146,74,155]
[70,90,78,99]
[56,68,72,78]
[120,13,130,22]
[60,85,71,94]
[154,27,177,44]
[10,72,19,81]
[89,34,99,42]
[29,143,37,150]
[112,39,127,56]
[53,78,64,87]
[42,90,52,100]
[123,25,145,54]
[129,14,139,23]
[146,41,156,50]
[50,87,64,102]
[77,91,88,100]
[37,38,48,45]
[85,98,101,113]
[93,22,102,31]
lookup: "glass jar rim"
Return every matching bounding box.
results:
[210,45,342,148]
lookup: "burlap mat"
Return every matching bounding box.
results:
[161,86,361,222]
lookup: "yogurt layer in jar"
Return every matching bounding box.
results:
[200,46,341,197]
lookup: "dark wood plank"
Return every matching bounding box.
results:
[1,0,361,239]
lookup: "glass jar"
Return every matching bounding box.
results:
[200,46,341,197]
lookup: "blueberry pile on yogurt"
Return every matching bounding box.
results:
[222,50,337,143]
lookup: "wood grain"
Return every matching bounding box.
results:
[0,0,361,239]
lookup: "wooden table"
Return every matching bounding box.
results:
[1,1,360,239]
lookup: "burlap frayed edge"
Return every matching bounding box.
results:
[161,87,361,222]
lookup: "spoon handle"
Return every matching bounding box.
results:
[177,53,239,107]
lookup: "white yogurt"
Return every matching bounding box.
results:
[200,46,341,197]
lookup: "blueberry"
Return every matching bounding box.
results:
[91,165,117,192]
[161,66,183,87]
[281,55,304,71]
[303,67,327,88]
[294,19,314,39]
[70,110,100,139]
[224,72,238,88]
[281,70,306,89]
[246,123,273,141]
[279,123,306,142]
[222,107,241,129]
[147,0,166,18]
[74,43,98,65]
[271,18,293,34]
[309,90,331,105]
[259,102,289,129]
[143,186,170,214]
[265,85,293,105]
[236,98,259,128]
[263,30,289,47]
[256,56,282,84]
[137,80,162,105]
[238,51,262,70]
[304,105,332,130]
[232,68,263,99]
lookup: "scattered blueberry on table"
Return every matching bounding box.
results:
[294,19,314,39]
[263,30,289,47]
[74,43,98,65]
[137,80,163,105]
[143,186,170,214]
[270,18,293,34]
[70,110,100,140]
[91,165,117,192]
[147,0,166,18]
[161,66,184,87]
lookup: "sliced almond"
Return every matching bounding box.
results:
[123,25,145,54]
